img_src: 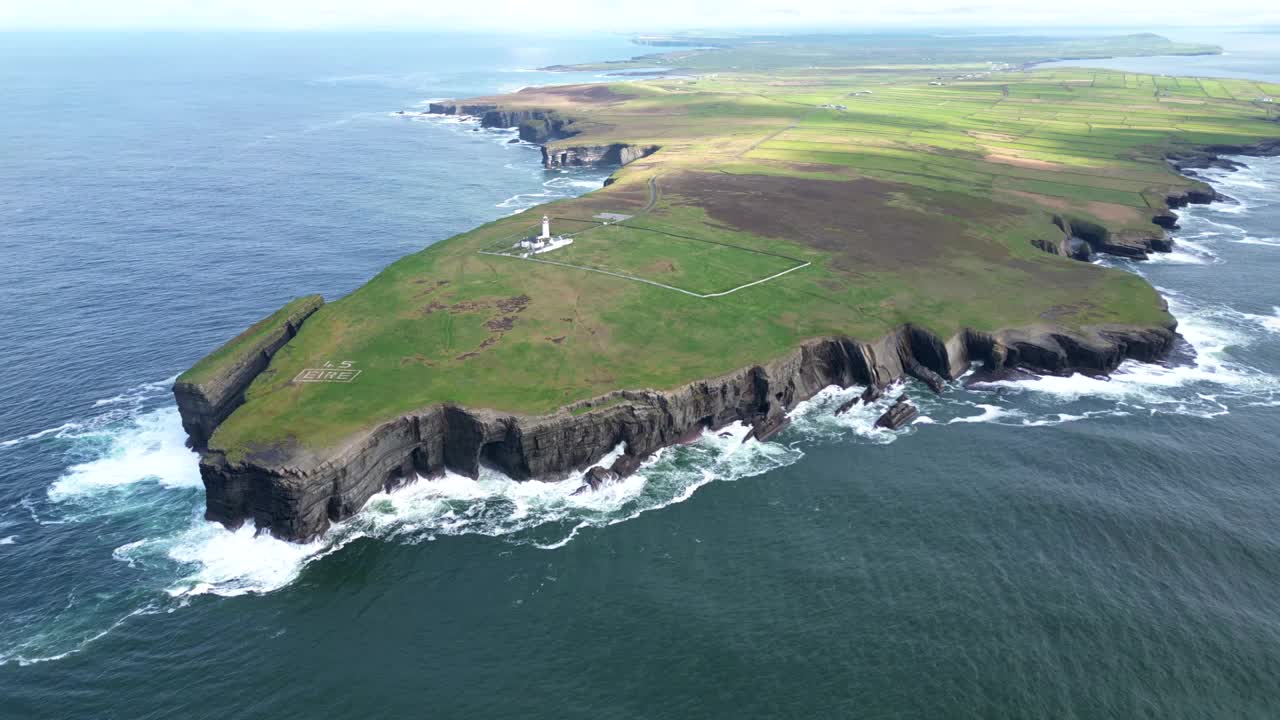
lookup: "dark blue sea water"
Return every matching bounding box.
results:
[2,32,1280,718]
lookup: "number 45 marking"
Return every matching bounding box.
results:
[321,360,355,369]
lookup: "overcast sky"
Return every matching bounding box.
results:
[2,0,1276,31]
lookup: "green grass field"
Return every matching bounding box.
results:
[190,33,1280,461]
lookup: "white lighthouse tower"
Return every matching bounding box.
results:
[520,214,571,254]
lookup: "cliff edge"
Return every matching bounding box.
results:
[196,322,1174,541]
[174,295,323,449]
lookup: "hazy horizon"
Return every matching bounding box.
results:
[2,1,1277,32]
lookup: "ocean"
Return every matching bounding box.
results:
[2,31,1280,718]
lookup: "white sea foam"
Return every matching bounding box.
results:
[969,276,1279,418]
[47,407,201,502]
[1145,237,1218,264]
[787,383,916,443]
[497,175,606,214]
[163,521,330,597]
[107,422,803,597]
[1200,217,1248,234]
[0,536,15,545]
[1231,236,1280,247]
[1241,307,1280,334]
[948,404,1016,424]
[0,422,83,449]
[0,605,157,667]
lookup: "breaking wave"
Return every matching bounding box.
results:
[497,174,608,214]
[46,407,200,502]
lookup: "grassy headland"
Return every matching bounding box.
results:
[194,33,1280,461]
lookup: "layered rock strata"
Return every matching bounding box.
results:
[193,322,1175,541]
[540,143,660,169]
[173,295,324,450]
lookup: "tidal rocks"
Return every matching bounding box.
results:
[874,395,919,430]
[834,383,886,415]
[609,452,644,477]
[744,413,791,443]
[905,358,946,394]
[572,466,619,495]
[173,295,323,450]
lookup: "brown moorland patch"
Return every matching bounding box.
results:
[661,171,1021,271]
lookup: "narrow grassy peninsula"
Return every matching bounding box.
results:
[178,33,1280,541]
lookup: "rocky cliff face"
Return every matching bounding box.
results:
[198,321,1175,542]
[426,100,660,169]
[541,143,660,168]
[427,102,579,144]
[1166,138,1280,174]
[1030,141,1280,263]
[1034,178,1227,261]
[173,295,324,450]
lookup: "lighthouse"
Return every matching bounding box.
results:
[519,214,572,254]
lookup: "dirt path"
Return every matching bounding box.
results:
[641,175,660,213]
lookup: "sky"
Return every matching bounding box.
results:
[1,0,1277,31]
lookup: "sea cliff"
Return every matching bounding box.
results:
[426,101,660,169]
[186,320,1174,541]
[174,295,324,449]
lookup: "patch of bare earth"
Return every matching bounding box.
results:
[1002,190,1146,225]
[494,84,628,110]
[486,316,516,332]
[644,260,677,274]
[983,152,1064,171]
[968,130,1020,143]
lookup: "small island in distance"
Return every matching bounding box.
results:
[174,32,1280,542]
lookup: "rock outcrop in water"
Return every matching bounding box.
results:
[173,295,323,450]
[192,321,1176,542]
[572,466,620,495]
[874,395,919,430]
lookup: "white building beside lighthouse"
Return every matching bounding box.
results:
[520,215,573,256]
